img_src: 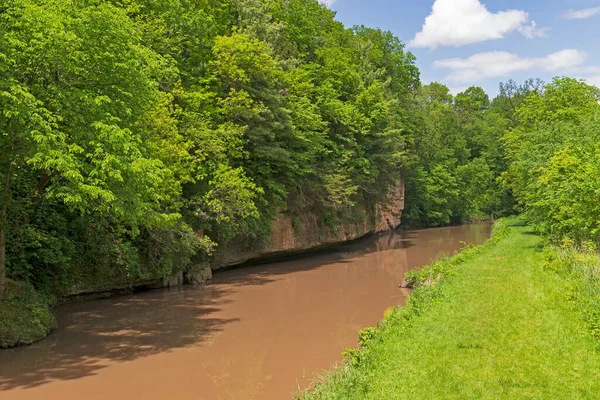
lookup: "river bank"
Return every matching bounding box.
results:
[0,291,56,348]
[0,182,405,350]
[0,224,489,400]
[301,219,600,399]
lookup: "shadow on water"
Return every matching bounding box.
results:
[0,224,488,393]
[0,284,240,390]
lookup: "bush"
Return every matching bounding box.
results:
[545,243,600,341]
[0,283,57,348]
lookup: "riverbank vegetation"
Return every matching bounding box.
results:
[300,220,600,399]
[1,0,422,301]
[1,0,600,353]
[0,0,513,345]
[0,282,56,348]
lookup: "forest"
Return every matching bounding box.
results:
[1,0,600,347]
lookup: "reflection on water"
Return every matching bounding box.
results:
[0,223,490,400]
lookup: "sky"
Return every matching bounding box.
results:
[323,0,600,96]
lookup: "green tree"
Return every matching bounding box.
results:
[503,77,600,242]
[0,0,178,296]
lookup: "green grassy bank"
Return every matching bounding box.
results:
[301,220,600,399]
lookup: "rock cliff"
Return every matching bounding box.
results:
[66,181,404,296]
[210,180,405,268]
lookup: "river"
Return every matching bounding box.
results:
[0,223,490,399]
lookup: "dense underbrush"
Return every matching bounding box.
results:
[0,281,56,348]
[545,243,600,343]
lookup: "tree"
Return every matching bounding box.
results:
[0,0,177,296]
[502,77,600,242]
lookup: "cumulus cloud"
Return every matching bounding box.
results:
[576,67,600,88]
[519,21,550,39]
[583,75,600,88]
[410,0,548,48]
[563,7,600,20]
[434,49,589,84]
[588,77,600,88]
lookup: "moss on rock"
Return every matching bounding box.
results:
[0,286,57,348]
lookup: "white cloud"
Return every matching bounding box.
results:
[583,75,600,88]
[576,67,600,88]
[434,49,589,84]
[563,7,600,20]
[543,50,590,71]
[519,21,550,39]
[577,66,600,75]
[447,85,470,95]
[409,0,548,49]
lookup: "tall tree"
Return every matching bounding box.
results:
[0,0,176,296]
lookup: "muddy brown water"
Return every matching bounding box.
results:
[0,223,490,400]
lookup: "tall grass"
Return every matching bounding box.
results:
[546,242,600,342]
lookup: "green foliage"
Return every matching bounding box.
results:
[503,77,600,243]
[545,243,600,341]
[0,282,56,348]
[0,0,425,307]
[404,82,509,227]
[411,164,459,226]
[0,0,188,299]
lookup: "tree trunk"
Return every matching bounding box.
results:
[0,202,6,299]
[1,161,12,299]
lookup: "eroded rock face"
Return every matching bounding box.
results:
[376,180,405,232]
[64,180,404,297]
[211,180,405,268]
[144,271,184,290]
[184,267,213,285]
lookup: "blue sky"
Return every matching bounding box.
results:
[325,0,600,96]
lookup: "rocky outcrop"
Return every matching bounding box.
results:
[64,180,404,297]
[210,180,405,268]
[376,180,405,232]
[184,267,213,285]
[66,272,184,297]
[66,267,214,297]
[147,271,184,289]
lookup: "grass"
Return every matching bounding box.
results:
[301,219,600,399]
[546,243,600,343]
